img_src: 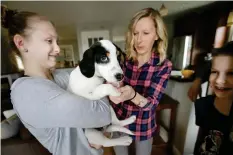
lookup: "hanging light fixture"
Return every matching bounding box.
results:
[214,10,233,48]
[226,10,233,42]
[227,10,233,26]
[159,3,168,16]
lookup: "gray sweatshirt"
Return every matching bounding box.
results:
[10,69,111,155]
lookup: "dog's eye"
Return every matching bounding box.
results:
[101,56,108,62]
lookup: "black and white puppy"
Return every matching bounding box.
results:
[68,40,136,147]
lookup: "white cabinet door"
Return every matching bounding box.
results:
[80,30,110,60]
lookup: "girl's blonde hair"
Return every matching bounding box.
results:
[125,7,168,63]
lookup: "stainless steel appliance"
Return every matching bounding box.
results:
[171,35,193,70]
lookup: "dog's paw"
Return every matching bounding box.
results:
[110,91,121,96]
[109,87,121,96]
[119,115,137,126]
[129,115,136,123]
[118,136,133,146]
[122,128,135,135]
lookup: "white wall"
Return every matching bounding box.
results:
[163,80,195,154]
[111,25,127,50]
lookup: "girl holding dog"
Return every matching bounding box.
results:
[110,7,172,155]
[2,5,112,155]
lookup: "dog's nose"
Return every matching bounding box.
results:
[115,73,124,81]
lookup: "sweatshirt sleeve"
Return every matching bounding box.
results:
[11,78,111,129]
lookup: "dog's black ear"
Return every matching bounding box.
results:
[79,48,95,78]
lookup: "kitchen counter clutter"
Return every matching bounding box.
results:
[169,75,195,82]
[169,70,195,83]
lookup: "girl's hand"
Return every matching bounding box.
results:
[90,143,102,149]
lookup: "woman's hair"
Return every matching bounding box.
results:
[125,7,168,63]
[1,5,47,57]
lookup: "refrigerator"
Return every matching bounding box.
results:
[171,35,193,70]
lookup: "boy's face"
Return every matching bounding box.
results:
[209,55,233,99]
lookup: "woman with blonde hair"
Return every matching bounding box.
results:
[110,7,172,155]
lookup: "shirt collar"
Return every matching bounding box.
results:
[128,52,160,67]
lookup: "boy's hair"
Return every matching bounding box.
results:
[212,41,233,57]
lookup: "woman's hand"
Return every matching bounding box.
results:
[109,95,122,104]
[119,80,124,87]
[109,85,135,103]
[118,85,135,102]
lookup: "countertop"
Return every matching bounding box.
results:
[169,75,195,83]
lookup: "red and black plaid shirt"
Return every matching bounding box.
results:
[111,52,172,141]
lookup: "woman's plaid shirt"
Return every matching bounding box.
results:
[111,52,172,141]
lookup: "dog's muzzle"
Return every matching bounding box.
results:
[115,73,124,81]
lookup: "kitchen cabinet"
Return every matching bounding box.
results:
[173,1,233,67]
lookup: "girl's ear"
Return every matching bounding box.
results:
[13,34,27,52]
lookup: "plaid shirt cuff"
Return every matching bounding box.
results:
[140,96,159,110]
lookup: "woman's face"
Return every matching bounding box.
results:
[23,19,60,69]
[133,17,158,56]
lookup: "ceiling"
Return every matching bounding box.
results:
[2,1,214,39]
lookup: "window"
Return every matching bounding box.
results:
[80,30,110,60]
[88,37,103,47]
